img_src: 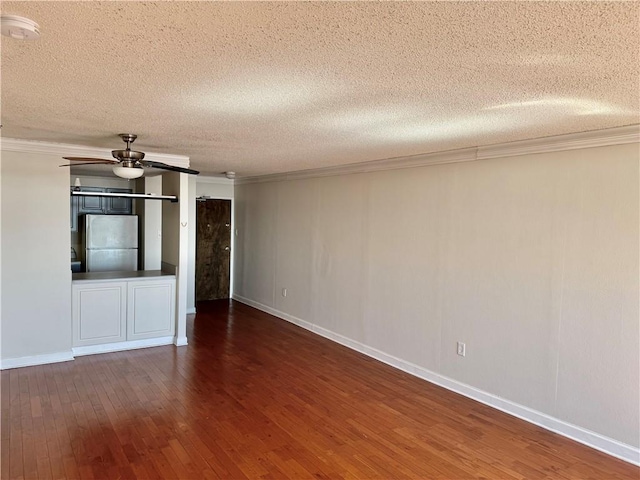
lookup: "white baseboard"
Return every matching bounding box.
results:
[232,294,640,466]
[174,336,188,347]
[0,350,75,370]
[2,336,184,367]
[73,336,174,357]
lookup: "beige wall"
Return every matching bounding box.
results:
[234,143,640,449]
[2,151,73,360]
[162,173,181,267]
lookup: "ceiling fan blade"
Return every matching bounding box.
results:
[59,161,117,167]
[63,157,119,163]
[142,160,200,175]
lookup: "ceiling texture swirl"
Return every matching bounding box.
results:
[1,1,638,177]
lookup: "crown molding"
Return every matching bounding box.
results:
[0,137,190,167]
[3,125,637,184]
[237,124,639,185]
[197,175,235,185]
[237,148,478,185]
[477,124,640,161]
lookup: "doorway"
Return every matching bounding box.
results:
[196,199,231,301]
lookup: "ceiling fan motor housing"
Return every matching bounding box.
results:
[112,149,145,162]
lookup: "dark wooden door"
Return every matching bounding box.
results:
[196,199,231,301]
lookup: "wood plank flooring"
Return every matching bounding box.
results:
[2,300,638,479]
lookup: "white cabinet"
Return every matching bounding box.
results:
[127,280,175,341]
[72,275,176,350]
[72,282,127,346]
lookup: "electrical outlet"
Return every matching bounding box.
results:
[282,288,287,297]
[457,342,466,357]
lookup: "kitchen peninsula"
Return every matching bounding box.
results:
[72,269,176,356]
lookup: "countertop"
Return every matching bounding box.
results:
[72,270,175,282]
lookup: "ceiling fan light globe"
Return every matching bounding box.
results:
[113,165,144,179]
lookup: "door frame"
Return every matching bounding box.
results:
[194,195,235,301]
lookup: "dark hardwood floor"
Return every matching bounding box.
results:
[1,300,638,479]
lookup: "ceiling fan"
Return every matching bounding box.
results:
[60,133,199,179]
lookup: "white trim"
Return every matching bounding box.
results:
[0,351,75,370]
[72,336,174,357]
[187,307,196,314]
[237,148,477,184]
[196,195,234,201]
[477,125,640,160]
[0,137,191,168]
[197,175,235,185]
[174,336,188,346]
[236,125,639,184]
[232,294,640,466]
[230,198,235,298]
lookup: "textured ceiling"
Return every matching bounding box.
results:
[1,1,639,177]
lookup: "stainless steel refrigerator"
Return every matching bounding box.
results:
[83,214,138,272]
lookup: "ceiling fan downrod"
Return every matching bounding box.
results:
[119,133,137,149]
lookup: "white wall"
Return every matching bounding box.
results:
[187,177,234,312]
[162,172,189,345]
[144,175,163,270]
[1,151,73,363]
[0,151,3,359]
[196,177,234,199]
[70,174,134,190]
[233,143,639,453]
[187,176,197,313]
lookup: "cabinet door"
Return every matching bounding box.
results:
[78,187,105,214]
[105,188,133,214]
[72,282,127,347]
[127,279,175,341]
